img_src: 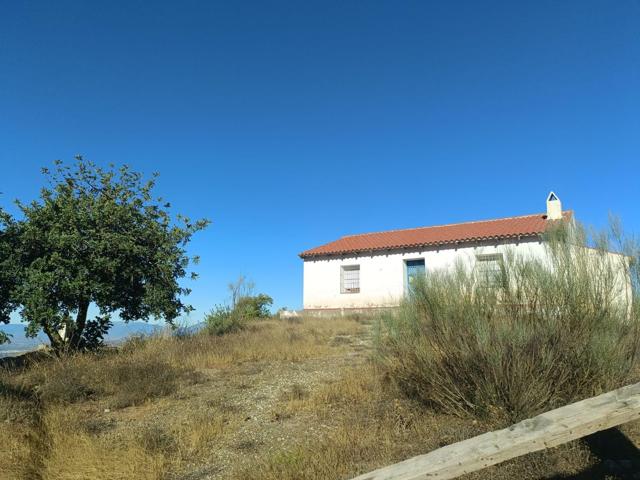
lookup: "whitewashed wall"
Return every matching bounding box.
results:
[302,239,548,310]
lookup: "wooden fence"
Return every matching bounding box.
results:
[351,382,640,480]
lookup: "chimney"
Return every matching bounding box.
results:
[546,191,562,220]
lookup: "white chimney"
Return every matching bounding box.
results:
[546,191,562,220]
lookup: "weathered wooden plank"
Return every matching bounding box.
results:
[351,382,640,480]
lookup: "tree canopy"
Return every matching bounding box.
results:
[0,157,209,352]
[0,207,19,344]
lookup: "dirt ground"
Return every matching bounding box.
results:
[89,323,379,479]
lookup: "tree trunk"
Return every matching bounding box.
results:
[69,300,89,349]
[42,323,65,354]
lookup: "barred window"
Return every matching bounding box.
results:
[340,265,360,294]
[475,253,505,289]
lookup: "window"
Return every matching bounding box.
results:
[475,253,505,289]
[340,265,360,294]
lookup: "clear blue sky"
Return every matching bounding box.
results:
[1,1,639,317]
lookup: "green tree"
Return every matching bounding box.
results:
[0,206,19,344]
[5,157,209,352]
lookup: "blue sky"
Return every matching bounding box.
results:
[1,1,639,317]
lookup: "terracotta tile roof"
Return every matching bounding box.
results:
[299,211,573,258]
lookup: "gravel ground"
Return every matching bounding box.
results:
[94,327,374,479]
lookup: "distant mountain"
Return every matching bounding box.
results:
[0,324,48,353]
[0,321,163,357]
[175,322,206,337]
[105,322,162,341]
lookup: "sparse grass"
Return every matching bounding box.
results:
[1,312,637,480]
[281,383,309,402]
[105,356,189,408]
[7,316,345,412]
[13,350,193,408]
[170,409,238,462]
[0,316,367,480]
[36,406,167,480]
[161,317,362,368]
[238,362,596,480]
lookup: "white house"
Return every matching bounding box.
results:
[300,193,578,314]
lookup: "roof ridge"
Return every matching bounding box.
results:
[341,211,570,239]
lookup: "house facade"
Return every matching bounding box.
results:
[299,193,573,313]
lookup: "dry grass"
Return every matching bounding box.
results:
[244,363,446,480]
[11,350,195,409]
[173,414,228,457]
[38,407,166,480]
[171,317,362,368]
[94,316,363,372]
[238,362,595,480]
[0,419,33,480]
[0,316,368,480]
[1,314,638,480]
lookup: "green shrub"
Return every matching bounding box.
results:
[376,223,640,423]
[235,294,273,319]
[204,305,245,336]
[204,294,273,336]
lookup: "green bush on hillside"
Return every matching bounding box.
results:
[204,305,243,336]
[235,293,273,319]
[204,293,273,336]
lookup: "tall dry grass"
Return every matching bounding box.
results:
[36,407,166,480]
[375,223,640,422]
[131,316,364,369]
[0,316,366,480]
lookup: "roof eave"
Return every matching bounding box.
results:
[299,232,544,259]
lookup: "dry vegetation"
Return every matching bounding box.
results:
[2,315,640,480]
[376,225,640,423]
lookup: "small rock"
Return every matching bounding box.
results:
[104,408,110,413]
